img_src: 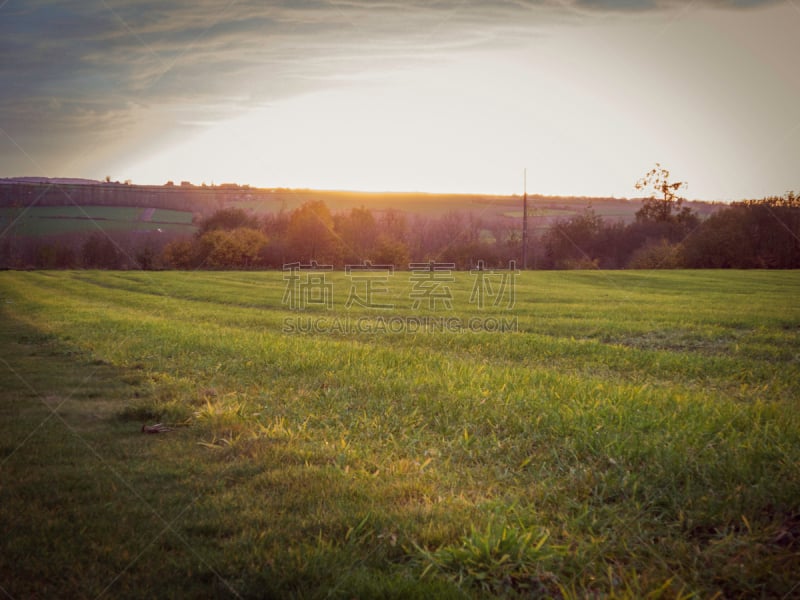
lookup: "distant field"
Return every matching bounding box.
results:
[229,192,525,218]
[2,182,721,236]
[228,190,647,222]
[1,270,798,598]
[0,205,196,236]
[502,208,580,219]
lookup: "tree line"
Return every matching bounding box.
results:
[541,192,800,269]
[158,202,523,270]
[2,168,798,270]
[153,165,799,270]
[540,166,799,269]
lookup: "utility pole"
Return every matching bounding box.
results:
[522,168,528,270]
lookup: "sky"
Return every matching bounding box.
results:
[1,0,799,200]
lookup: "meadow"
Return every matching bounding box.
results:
[0,205,196,236]
[0,270,798,598]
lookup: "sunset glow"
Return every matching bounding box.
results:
[2,2,799,200]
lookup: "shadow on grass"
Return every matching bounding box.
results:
[0,310,469,599]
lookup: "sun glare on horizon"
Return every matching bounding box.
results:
[115,5,799,201]
[122,45,653,198]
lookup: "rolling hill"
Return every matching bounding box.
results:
[0,178,722,238]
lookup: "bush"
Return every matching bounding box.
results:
[628,239,683,269]
[199,227,268,268]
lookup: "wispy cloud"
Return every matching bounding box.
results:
[0,0,794,181]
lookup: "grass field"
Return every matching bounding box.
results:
[1,270,798,598]
[226,191,648,222]
[0,206,196,236]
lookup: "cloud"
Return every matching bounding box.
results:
[0,0,790,178]
[1,1,521,144]
[1,1,509,109]
[566,0,783,11]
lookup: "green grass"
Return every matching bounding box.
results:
[1,270,798,598]
[0,205,196,236]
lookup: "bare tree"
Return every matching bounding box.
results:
[634,163,693,224]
